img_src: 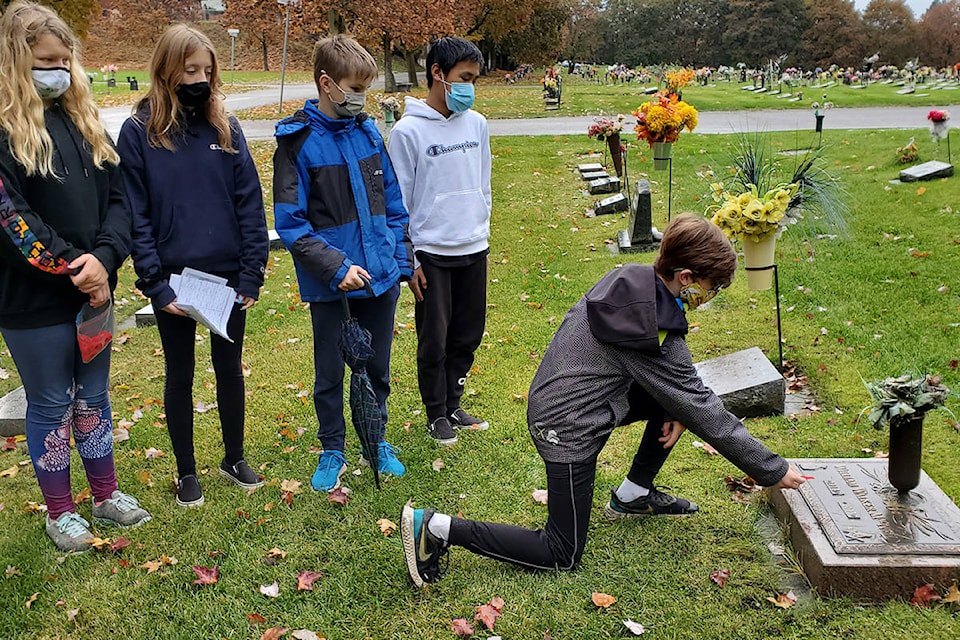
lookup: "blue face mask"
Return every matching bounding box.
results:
[441,77,475,112]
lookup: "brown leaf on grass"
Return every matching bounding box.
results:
[73,488,91,505]
[296,570,322,591]
[942,583,960,604]
[451,618,475,636]
[910,583,941,607]
[0,465,18,478]
[290,630,322,640]
[141,560,162,574]
[532,489,549,504]
[910,249,930,258]
[137,469,154,487]
[377,518,397,536]
[1,437,17,451]
[89,537,112,551]
[208,550,225,558]
[475,603,502,630]
[144,447,164,460]
[432,458,446,471]
[260,628,289,640]
[710,569,731,588]
[266,547,287,559]
[488,596,505,611]
[724,476,761,493]
[766,591,798,609]
[6,565,21,577]
[592,592,617,608]
[66,607,80,623]
[25,592,38,608]
[247,612,267,625]
[192,565,219,585]
[109,536,132,552]
[281,478,303,507]
[327,487,350,505]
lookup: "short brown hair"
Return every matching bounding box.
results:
[654,213,737,286]
[312,35,377,86]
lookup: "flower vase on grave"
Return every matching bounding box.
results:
[815,114,825,133]
[607,133,623,177]
[383,109,396,127]
[652,142,672,170]
[741,235,776,290]
[888,415,923,493]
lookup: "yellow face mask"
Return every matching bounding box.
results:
[679,282,721,309]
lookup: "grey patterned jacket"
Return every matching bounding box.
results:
[526,264,788,487]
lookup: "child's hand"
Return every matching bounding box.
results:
[68,254,108,293]
[659,420,685,448]
[408,267,427,302]
[237,295,256,310]
[338,265,371,291]
[162,300,188,316]
[772,465,807,491]
[88,283,111,308]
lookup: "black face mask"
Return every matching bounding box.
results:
[175,81,211,108]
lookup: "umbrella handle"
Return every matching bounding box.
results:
[340,274,375,319]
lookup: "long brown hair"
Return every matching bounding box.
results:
[136,24,235,153]
[0,1,118,176]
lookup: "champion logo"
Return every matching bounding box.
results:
[425,140,479,157]
[209,143,223,151]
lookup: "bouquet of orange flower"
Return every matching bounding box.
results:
[665,68,695,93]
[633,92,698,147]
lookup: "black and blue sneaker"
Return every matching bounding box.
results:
[400,501,449,588]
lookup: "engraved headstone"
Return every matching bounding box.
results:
[588,176,620,195]
[694,346,784,417]
[0,386,26,436]
[617,180,659,254]
[899,160,953,182]
[581,171,609,181]
[577,163,604,174]
[770,458,960,600]
[593,193,628,216]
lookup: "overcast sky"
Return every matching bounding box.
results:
[851,0,934,18]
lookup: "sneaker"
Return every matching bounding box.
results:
[427,417,458,445]
[360,441,406,477]
[311,450,347,492]
[400,502,449,588]
[45,512,95,552]
[176,474,205,508]
[604,487,699,519]
[449,408,489,431]
[219,459,264,489]
[93,490,152,527]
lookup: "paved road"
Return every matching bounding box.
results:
[100,83,959,141]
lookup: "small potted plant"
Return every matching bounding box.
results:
[861,374,953,493]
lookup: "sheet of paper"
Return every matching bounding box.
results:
[169,268,235,342]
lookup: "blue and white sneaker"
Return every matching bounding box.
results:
[400,501,449,588]
[361,441,406,477]
[311,450,347,492]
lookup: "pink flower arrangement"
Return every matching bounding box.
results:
[927,109,950,124]
[587,115,624,142]
[927,109,950,142]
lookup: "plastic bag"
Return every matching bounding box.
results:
[76,299,113,363]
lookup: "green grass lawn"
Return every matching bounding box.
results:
[1,129,959,639]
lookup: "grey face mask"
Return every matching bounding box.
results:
[32,67,71,99]
[328,77,366,118]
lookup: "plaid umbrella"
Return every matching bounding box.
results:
[339,281,382,489]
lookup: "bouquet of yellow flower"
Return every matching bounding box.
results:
[633,92,698,146]
[708,182,799,243]
[665,68,694,92]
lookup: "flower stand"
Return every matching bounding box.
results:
[742,235,776,291]
[652,142,672,171]
[888,415,924,493]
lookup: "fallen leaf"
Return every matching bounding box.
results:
[296,570,322,591]
[623,619,646,635]
[710,568,731,587]
[6,565,21,577]
[1,437,17,451]
[137,469,154,487]
[291,630,322,640]
[247,612,267,625]
[73,488,91,505]
[766,591,798,609]
[917,186,926,195]
[266,547,287,559]
[144,447,165,460]
[0,465,18,478]
[279,478,302,495]
[141,560,162,574]
[475,603,502,630]
[260,581,280,598]
[66,607,80,623]
[89,537,112,550]
[451,618,475,636]
[531,489,548,505]
[260,629,289,640]
[592,592,617,608]
[25,592,38,608]
[327,487,350,505]
[377,518,397,536]
[109,536,132,552]
[432,458,446,471]
[911,583,941,607]
[192,565,219,585]
[724,476,761,493]
[942,582,960,604]
[488,596,505,611]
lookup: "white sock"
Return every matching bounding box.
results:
[616,478,650,502]
[427,512,451,541]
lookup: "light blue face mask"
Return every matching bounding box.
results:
[441,77,475,112]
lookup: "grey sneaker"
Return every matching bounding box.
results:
[93,490,152,527]
[604,487,699,519]
[46,512,95,552]
[449,408,489,431]
[176,474,205,508]
[219,459,264,489]
[427,417,457,445]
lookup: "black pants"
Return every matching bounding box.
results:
[155,302,247,477]
[447,384,673,571]
[415,256,487,422]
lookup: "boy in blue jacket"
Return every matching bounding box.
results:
[273,35,413,492]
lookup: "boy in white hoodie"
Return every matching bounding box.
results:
[388,38,491,446]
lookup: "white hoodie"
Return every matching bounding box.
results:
[388,96,491,258]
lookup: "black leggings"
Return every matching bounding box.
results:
[155,302,247,477]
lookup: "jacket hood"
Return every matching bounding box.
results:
[402,96,464,121]
[584,264,687,353]
[275,100,370,137]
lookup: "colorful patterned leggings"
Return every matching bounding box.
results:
[1,322,118,519]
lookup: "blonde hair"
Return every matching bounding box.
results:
[137,24,235,153]
[0,1,118,176]
[313,35,378,87]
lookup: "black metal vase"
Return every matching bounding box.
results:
[887,415,924,493]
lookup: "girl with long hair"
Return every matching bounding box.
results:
[0,1,150,551]
[117,24,268,508]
